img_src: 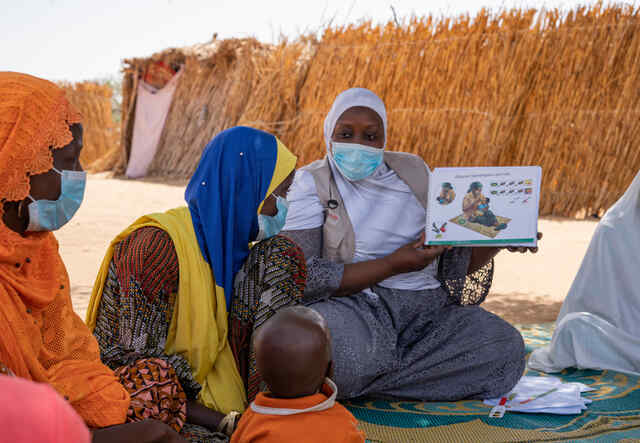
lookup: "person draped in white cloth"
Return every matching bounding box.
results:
[529,170,640,376]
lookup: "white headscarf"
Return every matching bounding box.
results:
[529,170,640,375]
[285,87,440,291]
[323,87,388,150]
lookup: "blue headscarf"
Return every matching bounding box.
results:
[185,126,296,310]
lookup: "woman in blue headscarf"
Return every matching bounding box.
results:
[86,127,303,441]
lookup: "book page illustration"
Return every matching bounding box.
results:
[426,167,541,246]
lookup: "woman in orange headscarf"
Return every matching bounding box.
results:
[0,72,185,443]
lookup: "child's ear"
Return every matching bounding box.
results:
[326,360,334,379]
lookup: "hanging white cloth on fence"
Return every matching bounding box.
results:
[125,69,182,179]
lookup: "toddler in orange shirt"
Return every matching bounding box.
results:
[231,306,365,443]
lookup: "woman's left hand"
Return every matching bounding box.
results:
[506,232,543,254]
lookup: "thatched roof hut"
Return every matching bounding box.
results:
[117,36,316,178]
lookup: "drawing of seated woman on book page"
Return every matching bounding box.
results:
[452,182,509,237]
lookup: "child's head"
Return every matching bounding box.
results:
[253,306,332,399]
[479,197,490,207]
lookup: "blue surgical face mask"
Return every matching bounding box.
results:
[26,168,87,232]
[331,142,384,181]
[256,194,289,241]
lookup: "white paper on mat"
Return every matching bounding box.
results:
[484,376,593,415]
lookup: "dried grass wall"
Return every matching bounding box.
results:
[60,82,119,171]
[121,4,640,217]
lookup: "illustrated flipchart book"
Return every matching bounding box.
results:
[425,166,542,247]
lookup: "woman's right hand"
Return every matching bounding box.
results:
[386,233,448,275]
[92,420,186,443]
[336,232,449,297]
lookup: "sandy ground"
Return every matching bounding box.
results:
[58,175,598,325]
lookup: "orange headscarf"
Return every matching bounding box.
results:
[0,72,129,427]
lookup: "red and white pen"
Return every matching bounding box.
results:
[489,393,516,418]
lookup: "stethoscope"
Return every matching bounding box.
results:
[326,163,340,210]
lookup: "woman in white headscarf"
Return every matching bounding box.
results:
[529,171,640,375]
[282,88,536,401]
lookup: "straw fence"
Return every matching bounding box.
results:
[59,81,119,171]
[119,5,640,217]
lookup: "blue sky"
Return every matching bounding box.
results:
[2,0,630,81]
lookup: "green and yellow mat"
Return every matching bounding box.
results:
[345,324,640,442]
[449,214,512,239]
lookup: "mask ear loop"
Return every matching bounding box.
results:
[270,192,284,204]
[23,167,63,208]
[24,170,62,206]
